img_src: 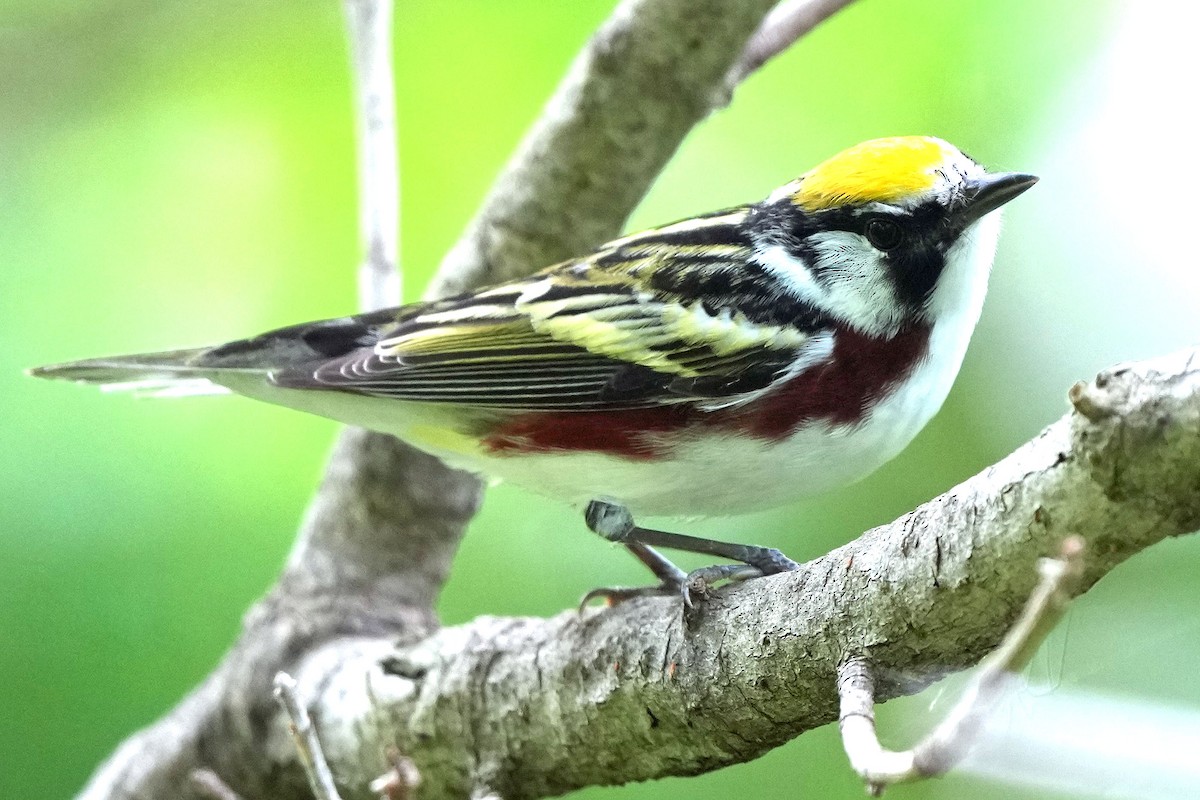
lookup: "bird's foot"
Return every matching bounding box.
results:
[579,563,767,611]
[580,500,800,609]
[579,541,686,610]
[579,583,673,610]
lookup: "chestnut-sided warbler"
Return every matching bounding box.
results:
[34,136,1036,605]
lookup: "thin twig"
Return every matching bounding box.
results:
[837,536,1087,795]
[274,671,344,800]
[715,0,859,107]
[343,0,400,311]
[190,768,246,800]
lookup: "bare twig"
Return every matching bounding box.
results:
[715,0,859,106]
[190,768,246,800]
[837,537,1087,795]
[273,672,344,800]
[343,0,400,310]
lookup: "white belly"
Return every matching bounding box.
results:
[466,341,959,517]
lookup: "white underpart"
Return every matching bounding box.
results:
[925,211,1001,369]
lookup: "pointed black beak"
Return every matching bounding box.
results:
[953,172,1038,227]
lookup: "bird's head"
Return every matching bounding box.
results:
[749,136,1037,336]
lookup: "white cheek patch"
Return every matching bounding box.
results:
[752,234,906,337]
[805,230,906,337]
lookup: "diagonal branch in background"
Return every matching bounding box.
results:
[74,0,837,797]
[291,348,1200,798]
[424,0,809,299]
[716,0,859,107]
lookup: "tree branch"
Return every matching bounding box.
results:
[715,0,859,107]
[423,0,784,300]
[70,0,1200,796]
[277,349,1200,798]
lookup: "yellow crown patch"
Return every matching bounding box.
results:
[793,136,957,211]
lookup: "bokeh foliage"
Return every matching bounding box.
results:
[3,1,1199,798]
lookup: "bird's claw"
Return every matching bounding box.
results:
[580,563,765,612]
[578,584,674,612]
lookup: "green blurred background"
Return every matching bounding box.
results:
[4,1,1199,798]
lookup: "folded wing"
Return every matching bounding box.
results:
[272,220,832,411]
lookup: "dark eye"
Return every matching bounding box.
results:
[864,218,903,251]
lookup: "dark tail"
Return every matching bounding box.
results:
[29,308,399,396]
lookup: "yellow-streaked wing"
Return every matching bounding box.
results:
[271,208,827,409]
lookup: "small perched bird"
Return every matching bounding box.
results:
[33,136,1035,606]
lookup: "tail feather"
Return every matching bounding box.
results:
[28,348,237,395]
[29,309,396,396]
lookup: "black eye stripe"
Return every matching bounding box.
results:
[745,195,960,317]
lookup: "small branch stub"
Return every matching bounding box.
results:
[837,536,1087,795]
[369,745,422,800]
[190,768,246,800]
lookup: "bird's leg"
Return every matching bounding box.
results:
[579,542,687,609]
[627,541,688,585]
[583,499,798,607]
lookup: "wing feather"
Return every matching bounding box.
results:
[271,208,834,409]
